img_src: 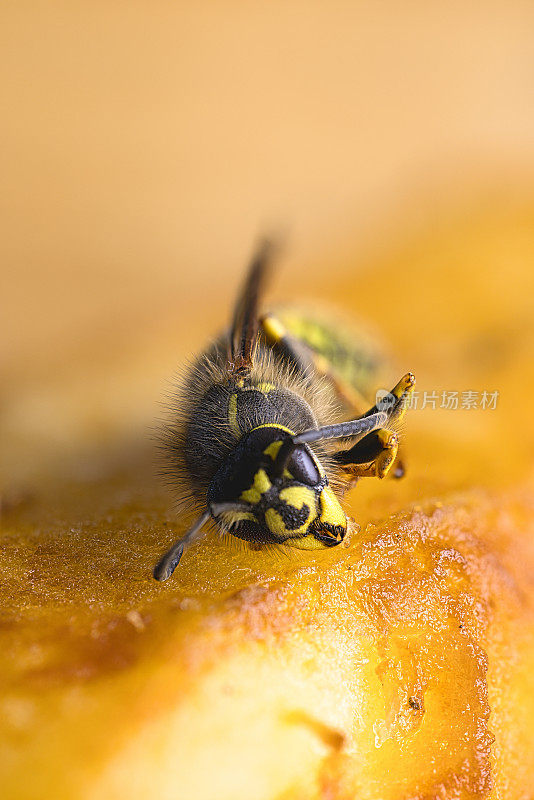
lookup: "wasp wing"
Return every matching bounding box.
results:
[229,239,276,372]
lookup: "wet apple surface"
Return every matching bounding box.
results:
[2,202,534,799]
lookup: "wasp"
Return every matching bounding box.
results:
[154,241,415,580]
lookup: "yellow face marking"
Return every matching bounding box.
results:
[253,424,295,465]
[228,393,240,437]
[241,487,261,505]
[319,487,346,529]
[220,510,256,527]
[254,469,271,494]
[279,485,316,512]
[264,440,282,460]
[278,486,316,534]
[288,534,326,550]
[266,486,318,539]
[240,468,271,505]
[264,508,288,539]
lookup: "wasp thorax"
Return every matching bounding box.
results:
[207,424,347,549]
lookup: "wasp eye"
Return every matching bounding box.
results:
[286,446,321,486]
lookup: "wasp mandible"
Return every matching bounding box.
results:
[154,242,415,580]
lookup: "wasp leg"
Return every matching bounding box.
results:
[261,314,414,479]
[364,372,415,480]
[331,373,414,483]
[351,372,414,480]
[363,372,416,425]
[334,428,399,480]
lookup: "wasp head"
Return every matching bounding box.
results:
[208,425,346,549]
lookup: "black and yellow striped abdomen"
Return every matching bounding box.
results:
[262,306,388,414]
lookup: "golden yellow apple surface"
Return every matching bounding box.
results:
[2,199,534,799]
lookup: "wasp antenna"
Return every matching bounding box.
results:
[292,411,388,446]
[153,510,211,581]
[153,503,255,581]
[272,412,388,477]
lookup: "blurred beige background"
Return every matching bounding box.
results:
[2,1,534,484]
[3,11,534,797]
